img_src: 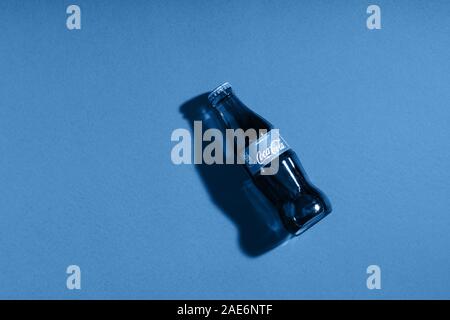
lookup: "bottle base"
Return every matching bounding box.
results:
[293,210,331,236]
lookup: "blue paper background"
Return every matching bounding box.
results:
[0,0,449,298]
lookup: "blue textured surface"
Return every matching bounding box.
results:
[0,0,449,298]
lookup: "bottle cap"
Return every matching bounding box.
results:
[208,82,233,107]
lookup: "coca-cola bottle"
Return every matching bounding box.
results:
[208,82,332,235]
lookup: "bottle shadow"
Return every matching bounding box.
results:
[179,93,290,257]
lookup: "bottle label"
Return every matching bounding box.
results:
[244,129,290,175]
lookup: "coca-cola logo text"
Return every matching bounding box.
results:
[256,139,285,164]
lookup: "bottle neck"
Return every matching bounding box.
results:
[215,95,247,130]
[214,94,273,132]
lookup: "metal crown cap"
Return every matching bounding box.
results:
[208,82,233,107]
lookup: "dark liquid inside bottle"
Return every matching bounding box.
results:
[209,83,332,235]
[252,150,332,235]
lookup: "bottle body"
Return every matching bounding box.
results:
[251,149,332,235]
[208,83,332,235]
